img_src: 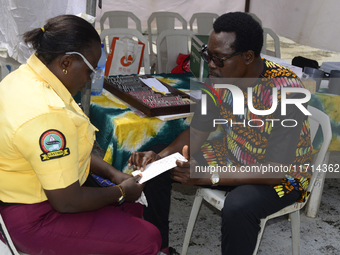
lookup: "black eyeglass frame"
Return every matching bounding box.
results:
[199,45,241,67]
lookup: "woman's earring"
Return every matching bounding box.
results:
[62,69,68,75]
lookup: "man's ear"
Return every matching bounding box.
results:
[243,50,255,65]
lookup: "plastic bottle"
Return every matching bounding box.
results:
[91,43,106,95]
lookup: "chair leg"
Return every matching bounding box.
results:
[0,215,21,255]
[181,194,203,255]
[252,218,267,255]
[305,152,330,218]
[290,210,300,255]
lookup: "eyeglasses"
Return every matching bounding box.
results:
[65,51,103,80]
[200,45,241,68]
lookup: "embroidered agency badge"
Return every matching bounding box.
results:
[39,129,70,161]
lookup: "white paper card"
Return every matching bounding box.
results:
[132,152,188,184]
[139,77,170,94]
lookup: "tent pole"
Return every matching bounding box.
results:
[245,0,250,12]
[86,0,97,17]
[81,0,97,116]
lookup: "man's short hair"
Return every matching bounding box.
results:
[213,12,263,57]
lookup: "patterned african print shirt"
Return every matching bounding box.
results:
[191,58,312,202]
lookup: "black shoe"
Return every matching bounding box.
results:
[169,247,180,255]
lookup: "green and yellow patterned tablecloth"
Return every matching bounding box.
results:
[309,88,340,151]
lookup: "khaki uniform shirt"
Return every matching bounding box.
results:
[0,54,97,203]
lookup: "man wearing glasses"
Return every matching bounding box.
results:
[129,12,312,255]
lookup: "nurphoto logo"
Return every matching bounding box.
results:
[200,84,311,128]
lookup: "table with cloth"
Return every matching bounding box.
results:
[89,73,340,174]
[306,84,340,217]
[89,73,194,173]
[309,87,340,152]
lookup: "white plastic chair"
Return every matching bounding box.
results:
[248,12,262,27]
[261,27,281,58]
[99,11,142,33]
[0,213,29,255]
[156,29,194,74]
[147,12,187,73]
[189,12,219,35]
[0,56,20,82]
[181,105,332,255]
[0,63,10,82]
[100,28,150,74]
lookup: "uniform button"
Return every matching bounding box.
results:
[46,85,50,88]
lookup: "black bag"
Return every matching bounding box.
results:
[292,56,319,69]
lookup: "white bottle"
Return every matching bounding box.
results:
[91,43,106,96]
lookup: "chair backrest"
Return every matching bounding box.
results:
[0,56,20,82]
[147,12,187,57]
[0,63,10,81]
[100,28,150,74]
[306,105,332,192]
[261,27,281,58]
[99,11,142,33]
[189,12,219,35]
[156,29,194,73]
[248,12,262,27]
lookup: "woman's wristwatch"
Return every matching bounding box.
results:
[116,184,126,205]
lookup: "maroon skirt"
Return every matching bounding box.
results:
[0,201,161,255]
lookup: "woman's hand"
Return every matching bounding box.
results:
[110,170,131,185]
[128,151,161,171]
[120,175,144,202]
[90,153,131,185]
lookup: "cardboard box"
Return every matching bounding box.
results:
[301,77,316,94]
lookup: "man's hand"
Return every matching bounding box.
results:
[170,145,197,185]
[128,151,161,171]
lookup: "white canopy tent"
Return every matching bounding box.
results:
[249,0,340,53]
[0,0,86,63]
[1,0,339,64]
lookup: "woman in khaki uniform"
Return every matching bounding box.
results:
[0,14,161,255]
